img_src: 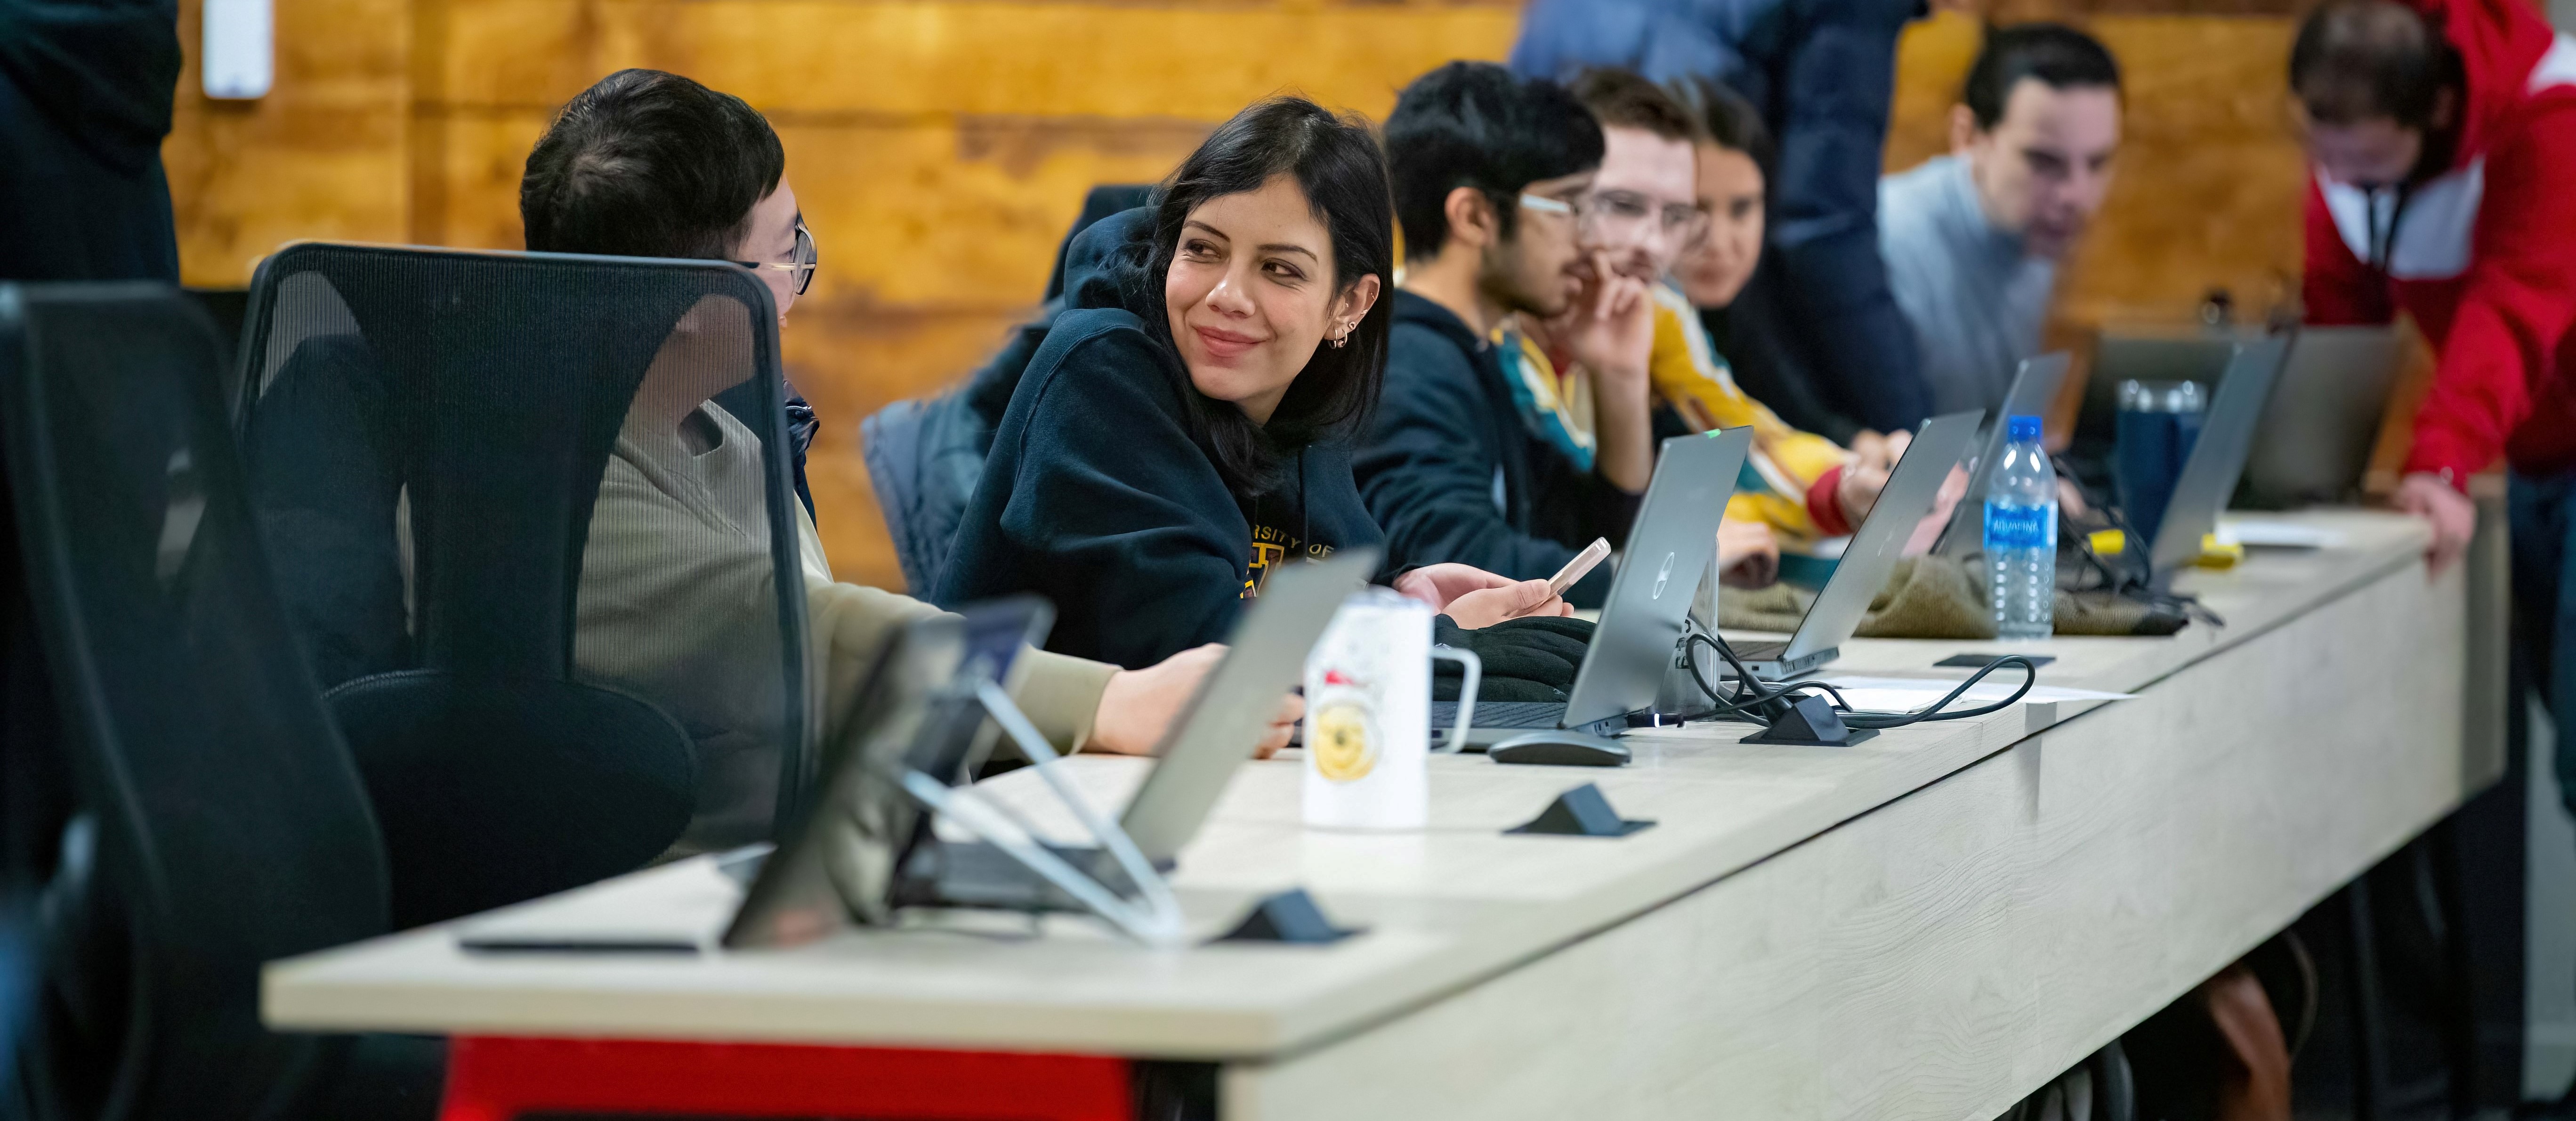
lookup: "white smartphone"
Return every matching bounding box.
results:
[1548,537,1611,596]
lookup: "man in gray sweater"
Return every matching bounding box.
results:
[518,69,1271,854]
[1880,24,2123,417]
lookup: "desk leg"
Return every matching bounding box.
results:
[438,1036,1132,1121]
[2347,880,2393,1121]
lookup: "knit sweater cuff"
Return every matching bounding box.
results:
[1806,465,1852,537]
[1012,649,1120,753]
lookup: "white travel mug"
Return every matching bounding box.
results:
[1302,589,1480,830]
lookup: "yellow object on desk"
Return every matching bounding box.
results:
[2083,528,2242,568]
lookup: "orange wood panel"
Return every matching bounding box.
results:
[166,0,411,285]
[1887,10,1985,175]
[2060,16,2309,325]
[452,0,1524,116]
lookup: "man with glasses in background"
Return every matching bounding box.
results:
[1358,62,1641,607]
[1361,65,1897,604]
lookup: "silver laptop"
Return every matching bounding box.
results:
[1728,410,1984,679]
[730,551,1373,937]
[1434,426,1755,744]
[1115,550,1374,862]
[1937,353,2071,557]
[2146,336,2293,586]
[2242,326,2404,508]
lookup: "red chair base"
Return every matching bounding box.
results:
[439,1035,1133,1121]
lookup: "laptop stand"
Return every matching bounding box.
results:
[881,681,1189,946]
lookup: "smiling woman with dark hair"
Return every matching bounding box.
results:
[940,96,1569,670]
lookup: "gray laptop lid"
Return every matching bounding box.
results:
[1938,354,2069,557]
[1780,410,1983,664]
[1118,549,1375,864]
[2148,336,2293,577]
[2243,326,2403,507]
[1562,427,1755,729]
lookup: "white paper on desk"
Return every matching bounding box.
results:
[2216,518,2346,549]
[1817,675,2135,714]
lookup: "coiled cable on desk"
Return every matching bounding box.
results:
[1680,632,2040,731]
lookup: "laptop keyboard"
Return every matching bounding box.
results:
[1727,639,1788,661]
[1433,700,1567,730]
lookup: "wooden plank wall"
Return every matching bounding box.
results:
[165,0,2315,593]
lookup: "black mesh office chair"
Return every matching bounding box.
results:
[234,244,812,929]
[0,283,438,1119]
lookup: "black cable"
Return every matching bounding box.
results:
[1836,655,2037,729]
[2054,489,2229,632]
[1681,632,1842,727]
[1681,632,2040,731]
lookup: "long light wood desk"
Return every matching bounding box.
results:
[266,511,2497,1120]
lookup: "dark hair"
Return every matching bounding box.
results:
[1384,62,1604,264]
[1139,97,1394,494]
[1668,75,1774,180]
[2290,0,2457,128]
[521,69,786,259]
[1566,67,1705,144]
[1962,24,2124,131]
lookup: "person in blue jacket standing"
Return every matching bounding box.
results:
[1511,0,1937,445]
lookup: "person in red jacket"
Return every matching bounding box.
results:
[2294,0,2576,812]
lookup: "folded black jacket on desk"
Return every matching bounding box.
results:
[937,207,1385,670]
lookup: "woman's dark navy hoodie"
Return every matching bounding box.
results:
[936,207,1384,670]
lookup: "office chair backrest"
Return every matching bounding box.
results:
[234,244,811,925]
[0,283,391,1119]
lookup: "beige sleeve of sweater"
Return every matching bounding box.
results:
[797,513,1114,755]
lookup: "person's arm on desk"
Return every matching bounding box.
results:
[809,579,1290,759]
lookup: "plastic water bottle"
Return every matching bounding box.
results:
[1983,414,2057,640]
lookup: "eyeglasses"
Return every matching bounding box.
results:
[1532,188,1707,248]
[1518,192,1578,218]
[734,221,817,297]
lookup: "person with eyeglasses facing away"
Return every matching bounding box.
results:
[519,69,1268,854]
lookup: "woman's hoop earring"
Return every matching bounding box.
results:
[1329,322,1350,349]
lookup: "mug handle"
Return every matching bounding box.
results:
[1429,646,1481,754]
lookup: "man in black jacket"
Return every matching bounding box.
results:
[1357,62,1652,609]
[0,0,181,281]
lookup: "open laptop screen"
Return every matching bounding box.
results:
[1778,410,1983,666]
